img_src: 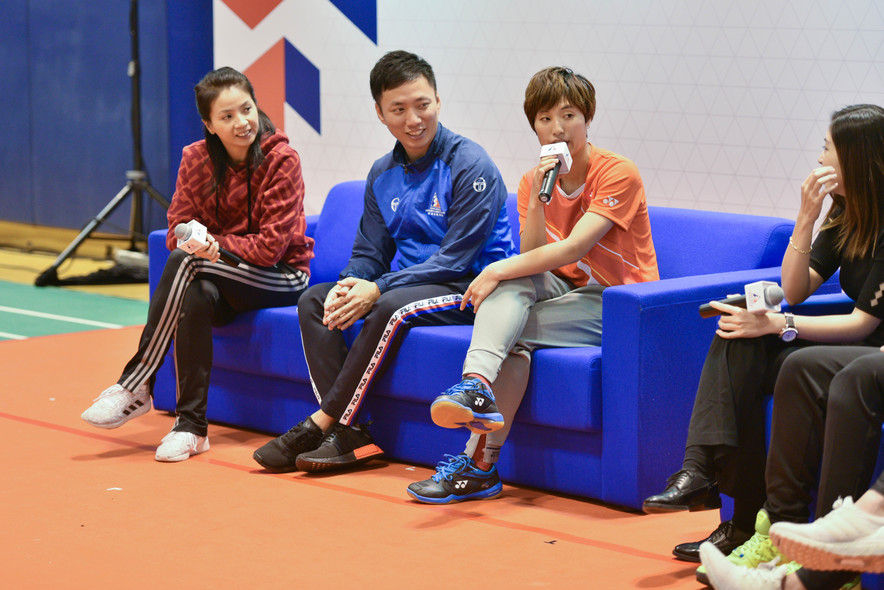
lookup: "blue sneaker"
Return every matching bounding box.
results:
[430,378,504,433]
[407,454,503,504]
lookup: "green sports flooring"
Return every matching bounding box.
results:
[0,280,148,341]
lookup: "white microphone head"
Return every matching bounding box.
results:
[764,285,785,306]
[174,223,191,240]
[539,142,572,174]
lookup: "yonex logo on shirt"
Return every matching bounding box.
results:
[602,196,619,207]
[473,177,487,192]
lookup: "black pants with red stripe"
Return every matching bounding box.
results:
[299,279,475,424]
[118,249,309,436]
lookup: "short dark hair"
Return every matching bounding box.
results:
[369,50,437,104]
[523,67,596,131]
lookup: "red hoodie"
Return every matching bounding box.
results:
[165,128,314,272]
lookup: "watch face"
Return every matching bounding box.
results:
[781,328,798,342]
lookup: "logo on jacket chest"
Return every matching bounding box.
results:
[425,193,446,218]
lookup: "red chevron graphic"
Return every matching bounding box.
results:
[221,0,284,29]
[245,40,286,135]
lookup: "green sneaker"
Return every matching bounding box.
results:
[696,510,785,585]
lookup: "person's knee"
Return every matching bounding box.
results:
[166,248,189,267]
[831,353,884,410]
[182,279,219,308]
[298,282,333,323]
[776,347,823,388]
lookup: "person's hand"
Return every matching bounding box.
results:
[461,262,502,312]
[192,233,221,263]
[711,300,777,339]
[322,284,350,318]
[530,154,562,203]
[799,166,838,221]
[323,277,380,330]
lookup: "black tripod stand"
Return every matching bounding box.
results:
[35,0,169,287]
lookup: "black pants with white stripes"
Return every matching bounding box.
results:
[299,279,475,425]
[118,249,309,436]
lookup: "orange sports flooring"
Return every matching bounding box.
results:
[1,326,719,589]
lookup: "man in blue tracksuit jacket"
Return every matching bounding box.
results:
[253,50,515,474]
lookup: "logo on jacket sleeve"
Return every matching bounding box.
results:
[602,196,619,207]
[473,177,486,192]
[425,193,446,218]
[391,197,400,212]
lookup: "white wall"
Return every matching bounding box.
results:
[214,0,884,220]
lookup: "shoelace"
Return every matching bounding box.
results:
[666,469,692,487]
[431,454,471,483]
[279,423,317,447]
[733,532,778,562]
[449,380,480,394]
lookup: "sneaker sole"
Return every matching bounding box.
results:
[295,444,384,473]
[252,451,301,473]
[406,481,503,504]
[155,440,210,462]
[81,400,150,429]
[430,399,504,433]
[771,532,884,573]
[642,497,722,514]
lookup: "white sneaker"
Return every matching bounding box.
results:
[155,431,209,462]
[770,496,884,573]
[700,542,791,590]
[81,384,150,429]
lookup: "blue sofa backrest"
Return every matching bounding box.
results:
[309,180,366,284]
[648,206,794,280]
[307,184,793,285]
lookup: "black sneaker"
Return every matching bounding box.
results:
[252,416,323,472]
[407,454,503,504]
[295,423,384,473]
[430,378,504,433]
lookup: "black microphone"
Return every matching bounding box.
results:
[699,282,785,318]
[538,142,572,203]
[174,221,247,268]
[539,161,561,203]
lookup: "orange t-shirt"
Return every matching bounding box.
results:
[517,144,659,287]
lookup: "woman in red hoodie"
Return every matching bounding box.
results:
[81,67,313,461]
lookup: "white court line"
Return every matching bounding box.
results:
[0,305,123,329]
[0,331,27,340]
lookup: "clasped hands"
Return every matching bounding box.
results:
[323,277,381,330]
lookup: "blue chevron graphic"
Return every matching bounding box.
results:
[284,41,321,134]
[329,0,377,44]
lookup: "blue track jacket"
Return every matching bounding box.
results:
[341,124,515,292]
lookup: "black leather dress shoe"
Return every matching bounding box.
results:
[642,469,721,514]
[671,520,753,562]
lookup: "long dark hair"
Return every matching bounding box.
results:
[823,104,884,259]
[194,67,275,229]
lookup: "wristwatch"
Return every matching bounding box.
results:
[779,312,798,342]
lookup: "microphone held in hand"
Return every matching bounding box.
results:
[699,281,785,318]
[538,142,572,203]
[174,220,246,268]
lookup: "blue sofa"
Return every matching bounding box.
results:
[148,179,811,510]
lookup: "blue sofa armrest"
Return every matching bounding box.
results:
[148,230,169,297]
[599,266,785,508]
